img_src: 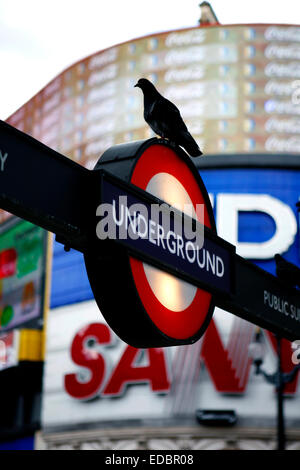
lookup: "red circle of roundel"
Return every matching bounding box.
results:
[129,144,214,340]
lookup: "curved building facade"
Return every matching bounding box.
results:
[2,23,300,450]
[6,23,300,175]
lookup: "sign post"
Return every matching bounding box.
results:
[1,119,300,346]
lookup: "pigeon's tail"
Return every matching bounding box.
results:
[181,131,203,157]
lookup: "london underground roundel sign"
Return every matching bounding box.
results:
[84,139,216,348]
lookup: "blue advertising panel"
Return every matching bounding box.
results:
[200,168,300,274]
[0,435,34,450]
[50,241,93,308]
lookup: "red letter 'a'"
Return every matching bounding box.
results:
[102,346,170,396]
[265,332,299,395]
[64,323,111,400]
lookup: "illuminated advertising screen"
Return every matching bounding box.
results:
[6,24,300,175]
[0,218,48,332]
[2,23,300,225]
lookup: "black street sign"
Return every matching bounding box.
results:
[98,171,234,297]
[0,120,93,252]
[1,119,300,344]
[95,170,300,342]
[223,255,300,341]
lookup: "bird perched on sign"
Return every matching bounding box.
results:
[134,78,203,157]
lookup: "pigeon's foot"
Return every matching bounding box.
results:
[157,137,177,149]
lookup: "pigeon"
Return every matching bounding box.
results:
[134,78,202,157]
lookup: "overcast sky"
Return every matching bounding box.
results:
[1,0,299,120]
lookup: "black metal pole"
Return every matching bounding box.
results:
[276,336,285,450]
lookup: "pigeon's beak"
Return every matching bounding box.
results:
[134,83,139,88]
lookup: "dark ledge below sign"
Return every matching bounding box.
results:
[195,153,300,169]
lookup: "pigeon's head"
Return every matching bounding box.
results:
[134,78,157,93]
